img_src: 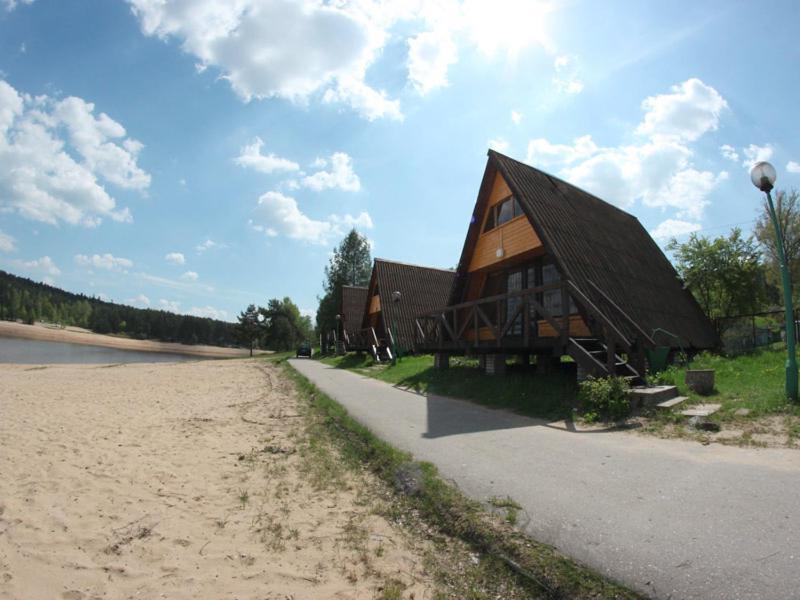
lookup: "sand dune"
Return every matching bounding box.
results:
[0,321,260,358]
[0,360,430,599]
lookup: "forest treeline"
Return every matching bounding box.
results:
[0,270,238,346]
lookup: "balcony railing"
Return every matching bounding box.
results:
[414,279,654,375]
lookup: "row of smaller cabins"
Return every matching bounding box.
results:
[334,150,717,381]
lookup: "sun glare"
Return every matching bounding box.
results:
[463,0,554,57]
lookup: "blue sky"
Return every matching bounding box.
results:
[0,0,798,322]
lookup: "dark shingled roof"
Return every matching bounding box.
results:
[340,285,368,336]
[450,150,718,349]
[363,259,456,350]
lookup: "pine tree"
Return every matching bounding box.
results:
[235,304,261,356]
[315,229,371,342]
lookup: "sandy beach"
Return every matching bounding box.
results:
[0,321,258,358]
[0,359,430,599]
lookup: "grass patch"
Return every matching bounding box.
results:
[282,360,638,599]
[650,345,800,421]
[319,353,576,421]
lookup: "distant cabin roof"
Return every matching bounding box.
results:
[450,150,717,349]
[340,285,368,333]
[364,258,456,349]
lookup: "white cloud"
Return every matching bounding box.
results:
[53,96,151,190]
[165,252,185,265]
[0,229,15,252]
[3,0,34,11]
[525,79,729,221]
[180,270,199,281]
[299,152,360,192]
[8,255,60,276]
[127,293,150,307]
[527,135,599,166]
[252,190,372,245]
[488,138,509,153]
[195,239,225,253]
[300,307,315,319]
[788,161,800,174]
[74,253,133,271]
[720,144,739,162]
[127,0,401,121]
[636,78,727,142]
[188,305,228,320]
[321,76,402,121]
[741,144,774,169]
[552,55,583,95]
[407,30,458,95]
[127,0,557,120]
[511,110,522,125]
[650,219,702,241]
[159,299,181,312]
[235,137,299,174]
[0,79,148,227]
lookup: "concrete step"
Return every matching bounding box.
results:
[680,403,721,418]
[627,385,679,408]
[656,396,688,410]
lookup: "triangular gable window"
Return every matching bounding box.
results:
[483,195,522,232]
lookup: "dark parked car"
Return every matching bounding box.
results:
[296,343,312,358]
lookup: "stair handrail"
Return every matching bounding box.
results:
[418,280,565,318]
[566,281,632,351]
[587,280,656,348]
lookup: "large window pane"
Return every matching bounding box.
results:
[497,198,514,226]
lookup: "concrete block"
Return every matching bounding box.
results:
[680,403,721,417]
[656,396,688,410]
[485,354,506,376]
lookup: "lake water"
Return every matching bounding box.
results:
[0,337,201,364]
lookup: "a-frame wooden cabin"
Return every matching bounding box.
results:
[415,150,718,379]
[356,259,455,361]
[337,285,369,352]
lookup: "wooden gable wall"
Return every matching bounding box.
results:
[468,173,543,273]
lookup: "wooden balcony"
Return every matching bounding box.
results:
[414,279,657,381]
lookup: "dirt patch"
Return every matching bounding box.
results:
[633,412,800,449]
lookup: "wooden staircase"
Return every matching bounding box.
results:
[372,344,393,363]
[567,337,644,383]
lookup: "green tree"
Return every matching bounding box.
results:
[260,297,312,351]
[668,228,770,333]
[235,304,261,356]
[754,188,800,294]
[315,229,372,343]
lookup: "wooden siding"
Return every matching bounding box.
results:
[369,294,381,314]
[538,315,591,338]
[463,316,590,342]
[469,174,543,273]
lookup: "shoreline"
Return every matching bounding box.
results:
[0,320,261,359]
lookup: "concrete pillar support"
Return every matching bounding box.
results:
[434,353,450,370]
[485,354,507,376]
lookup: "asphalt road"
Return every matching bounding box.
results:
[289,358,800,599]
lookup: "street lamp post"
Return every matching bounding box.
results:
[391,291,402,365]
[751,161,798,401]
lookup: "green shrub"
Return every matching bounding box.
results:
[578,376,631,421]
[650,365,678,386]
